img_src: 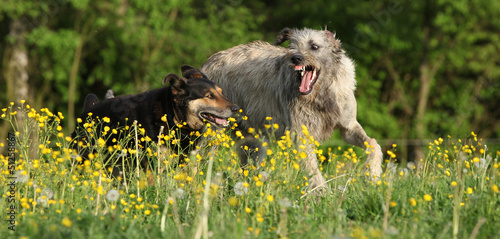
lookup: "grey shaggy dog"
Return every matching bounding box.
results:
[201,27,383,191]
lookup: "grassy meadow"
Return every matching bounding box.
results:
[1,102,499,239]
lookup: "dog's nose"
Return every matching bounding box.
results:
[291,55,303,65]
[230,105,240,113]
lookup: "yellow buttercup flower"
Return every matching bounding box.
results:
[266,195,274,202]
[423,194,432,202]
[409,198,417,206]
[62,217,72,227]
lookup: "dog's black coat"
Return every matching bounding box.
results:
[71,65,238,167]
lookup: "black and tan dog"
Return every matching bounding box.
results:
[71,65,239,174]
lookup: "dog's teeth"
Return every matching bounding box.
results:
[301,71,305,77]
[312,69,316,79]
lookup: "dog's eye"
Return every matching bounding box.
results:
[206,93,215,99]
[311,44,319,50]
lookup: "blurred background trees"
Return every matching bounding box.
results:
[1,0,499,161]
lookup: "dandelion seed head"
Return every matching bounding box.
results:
[106,189,120,201]
[41,188,54,199]
[234,182,248,196]
[37,198,48,207]
[174,188,185,199]
[258,171,270,181]
[14,170,29,183]
[278,197,292,208]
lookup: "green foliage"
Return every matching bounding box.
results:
[1,0,499,159]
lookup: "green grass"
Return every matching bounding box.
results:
[1,102,499,239]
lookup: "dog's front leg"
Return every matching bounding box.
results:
[297,136,327,195]
[339,121,383,179]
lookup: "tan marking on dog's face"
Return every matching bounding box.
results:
[185,86,236,129]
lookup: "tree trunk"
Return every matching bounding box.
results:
[5,19,30,104]
[67,38,84,132]
[2,18,34,157]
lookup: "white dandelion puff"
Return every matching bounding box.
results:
[174,188,185,199]
[278,197,292,208]
[41,187,54,199]
[106,189,120,201]
[234,182,248,196]
[117,149,127,157]
[407,162,416,170]
[14,170,28,183]
[37,198,48,208]
[338,185,348,193]
[258,171,270,182]
[387,162,397,173]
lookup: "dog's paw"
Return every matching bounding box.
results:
[365,138,383,180]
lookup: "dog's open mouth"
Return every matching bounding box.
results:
[295,65,319,95]
[200,112,229,127]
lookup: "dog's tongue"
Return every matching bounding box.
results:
[215,117,229,127]
[300,71,315,94]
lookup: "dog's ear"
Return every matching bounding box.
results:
[181,65,207,79]
[275,28,294,45]
[325,30,343,52]
[164,73,188,96]
[325,30,336,41]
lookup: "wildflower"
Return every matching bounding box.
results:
[37,198,48,207]
[117,149,128,157]
[106,190,120,201]
[474,156,489,169]
[390,201,397,207]
[423,194,432,202]
[467,187,473,194]
[337,185,348,192]
[386,162,397,173]
[245,207,252,213]
[41,188,54,199]
[267,149,273,155]
[174,188,185,199]
[278,197,292,208]
[492,185,499,193]
[409,198,417,206]
[407,162,416,170]
[234,182,248,196]
[62,217,72,227]
[144,210,151,215]
[228,196,239,206]
[267,195,274,202]
[451,181,457,186]
[299,151,307,159]
[258,171,270,181]
[14,170,29,183]
[256,213,264,222]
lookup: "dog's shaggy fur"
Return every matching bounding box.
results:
[201,28,383,191]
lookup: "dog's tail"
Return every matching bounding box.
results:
[83,93,99,112]
[235,137,267,168]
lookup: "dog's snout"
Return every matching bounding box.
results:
[230,104,240,113]
[291,55,303,65]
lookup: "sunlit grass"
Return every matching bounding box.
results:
[1,101,499,238]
